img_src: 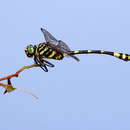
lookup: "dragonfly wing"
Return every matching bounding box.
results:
[57,40,80,61]
[41,28,58,45]
[41,28,79,61]
[56,40,71,51]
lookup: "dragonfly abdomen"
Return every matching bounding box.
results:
[36,43,64,60]
[68,50,130,61]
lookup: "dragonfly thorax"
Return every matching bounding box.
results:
[25,44,36,58]
[36,43,64,60]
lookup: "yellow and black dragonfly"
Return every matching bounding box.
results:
[25,28,130,72]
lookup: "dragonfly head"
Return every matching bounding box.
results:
[25,44,36,58]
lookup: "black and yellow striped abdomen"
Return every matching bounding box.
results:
[68,50,130,61]
[36,43,64,60]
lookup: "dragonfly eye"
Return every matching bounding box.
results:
[25,44,35,57]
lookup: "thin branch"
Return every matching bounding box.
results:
[0,64,39,81]
[0,64,40,99]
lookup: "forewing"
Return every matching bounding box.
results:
[41,28,58,45]
[41,28,79,61]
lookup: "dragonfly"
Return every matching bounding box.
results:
[25,28,130,72]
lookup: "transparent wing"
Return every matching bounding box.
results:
[41,28,71,51]
[41,28,58,45]
[41,28,79,61]
[56,40,71,51]
[56,40,80,61]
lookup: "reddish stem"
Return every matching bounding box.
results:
[0,64,39,81]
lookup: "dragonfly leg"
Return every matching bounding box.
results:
[7,78,12,85]
[34,56,48,72]
[42,59,55,67]
[41,64,48,72]
[3,78,12,94]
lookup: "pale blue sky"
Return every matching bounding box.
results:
[0,0,130,130]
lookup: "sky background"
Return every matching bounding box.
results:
[0,0,130,130]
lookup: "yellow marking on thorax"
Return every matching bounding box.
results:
[39,47,49,55]
[38,43,43,47]
[39,50,45,55]
[122,54,127,59]
[39,46,44,51]
[46,49,53,55]
[88,50,92,53]
[114,52,120,57]
[48,51,56,58]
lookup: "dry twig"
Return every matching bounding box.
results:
[0,64,40,99]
